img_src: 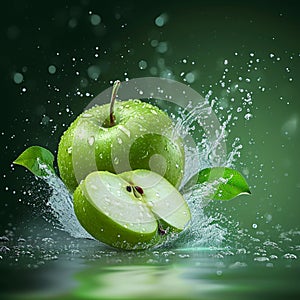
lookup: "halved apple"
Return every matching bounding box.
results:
[73,169,191,250]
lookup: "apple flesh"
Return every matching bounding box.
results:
[73,169,191,250]
[58,99,184,193]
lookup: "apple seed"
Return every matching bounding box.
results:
[135,186,144,195]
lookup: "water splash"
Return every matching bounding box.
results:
[42,173,91,239]
[36,91,243,249]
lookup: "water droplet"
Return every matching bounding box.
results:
[178,254,190,258]
[283,253,297,259]
[244,113,253,120]
[156,42,168,54]
[104,197,111,204]
[254,257,269,262]
[82,113,92,118]
[0,246,10,253]
[0,236,9,242]
[114,157,119,165]
[185,72,196,83]
[138,60,148,70]
[118,125,131,138]
[151,39,159,47]
[252,223,258,229]
[155,13,168,27]
[67,147,72,154]
[68,18,78,28]
[236,248,247,255]
[13,72,23,84]
[117,137,122,144]
[42,237,54,243]
[90,14,101,26]
[48,65,56,74]
[87,65,101,80]
[88,136,95,146]
[229,261,247,268]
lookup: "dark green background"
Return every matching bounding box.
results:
[1,0,299,299]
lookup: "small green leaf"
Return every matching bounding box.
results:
[13,146,55,178]
[197,167,251,200]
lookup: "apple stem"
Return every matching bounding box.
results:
[109,80,121,127]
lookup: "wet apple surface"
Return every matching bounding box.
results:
[58,99,184,192]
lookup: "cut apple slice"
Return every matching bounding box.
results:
[74,172,158,250]
[73,169,191,250]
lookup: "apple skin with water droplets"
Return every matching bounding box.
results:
[57,99,184,192]
[73,169,191,250]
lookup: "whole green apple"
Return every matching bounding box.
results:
[73,169,191,250]
[58,82,184,192]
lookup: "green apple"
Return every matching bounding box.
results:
[58,81,184,192]
[73,169,191,250]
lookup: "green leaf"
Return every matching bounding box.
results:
[13,146,55,178]
[197,167,251,200]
